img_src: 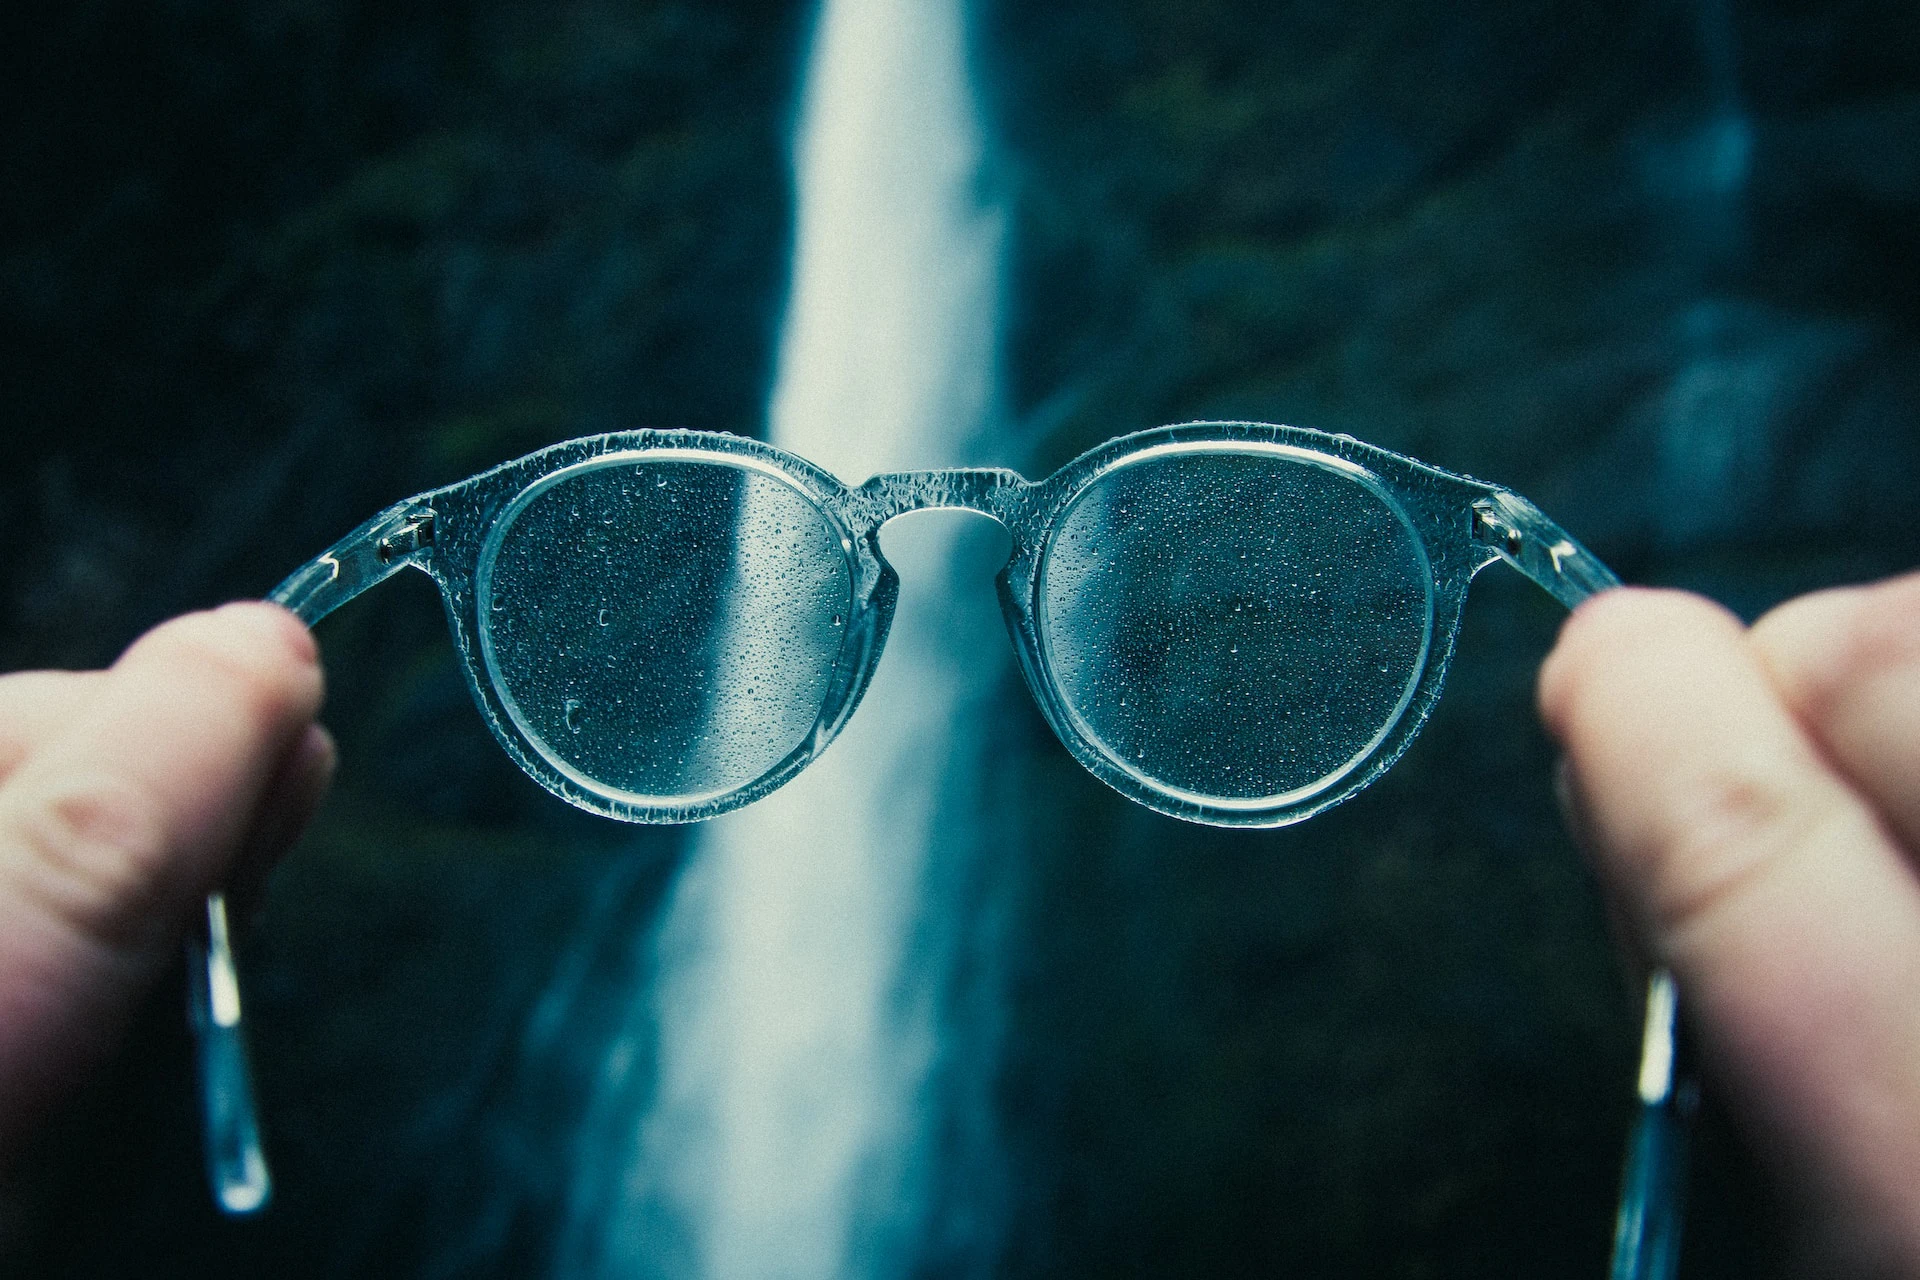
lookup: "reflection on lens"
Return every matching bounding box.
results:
[477,454,854,804]
[1038,446,1432,807]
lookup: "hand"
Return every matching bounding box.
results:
[0,603,330,1154]
[1540,572,1920,1276]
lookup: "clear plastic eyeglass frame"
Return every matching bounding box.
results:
[190,421,1691,1279]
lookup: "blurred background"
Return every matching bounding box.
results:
[4,0,1919,1275]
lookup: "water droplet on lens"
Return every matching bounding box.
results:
[597,608,611,626]
[564,699,585,733]
[491,596,506,612]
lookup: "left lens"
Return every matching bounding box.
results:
[476,453,854,808]
[1036,444,1433,811]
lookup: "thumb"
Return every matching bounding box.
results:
[0,603,326,1148]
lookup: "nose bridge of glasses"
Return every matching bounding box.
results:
[850,467,1030,528]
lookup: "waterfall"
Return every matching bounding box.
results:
[1641,0,1751,235]
[1637,0,1752,249]
[558,0,1006,1274]
[1646,0,1766,546]
[1692,0,1753,206]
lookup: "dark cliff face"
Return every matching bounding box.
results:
[4,1,1918,1276]
[1,0,806,674]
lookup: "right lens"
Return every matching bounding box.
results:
[476,453,855,807]
[1036,444,1433,812]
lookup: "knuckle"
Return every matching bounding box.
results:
[1651,766,1853,953]
[2,772,172,956]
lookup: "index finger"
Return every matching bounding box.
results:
[1750,571,1920,855]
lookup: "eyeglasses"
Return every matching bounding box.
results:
[188,421,1690,1277]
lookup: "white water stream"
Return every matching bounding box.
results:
[563,0,1006,1274]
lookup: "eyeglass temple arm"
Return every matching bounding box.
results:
[1610,970,1694,1280]
[268,499,438,625]
[1474,490,1695,1280]
[188,499,435,1215]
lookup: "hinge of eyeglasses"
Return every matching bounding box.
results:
[375,510,436,565]
[1470,499,1526,558]
[1473,496,1587,571]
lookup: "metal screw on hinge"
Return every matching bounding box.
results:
[1471,501,1524,557]
[375,511,436,565]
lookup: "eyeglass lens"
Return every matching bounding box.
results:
[1037,448,1434,807]
[477,455,856,805]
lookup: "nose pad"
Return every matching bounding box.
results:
[872,508,1015,703]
